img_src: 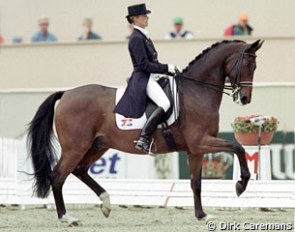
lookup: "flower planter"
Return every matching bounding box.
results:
[234,131,274,145]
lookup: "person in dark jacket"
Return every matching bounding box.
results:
[113,3,179,154]
[224,13,253,36]
[78,18,102,40]
[232,13,253,36]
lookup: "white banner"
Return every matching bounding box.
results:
[0,135,179,180]
[88,149,179,179]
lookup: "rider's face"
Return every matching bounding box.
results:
[133,14,149,28]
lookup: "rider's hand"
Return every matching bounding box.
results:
[168,64,180,75]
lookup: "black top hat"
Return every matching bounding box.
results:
[126,3,151,18]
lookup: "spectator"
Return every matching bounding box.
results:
[12,36,23,44]
[0,35,4,44]
[31,15,58,42]
[78,18,102,40]
[224,13,253,36]
[165,17,193,40]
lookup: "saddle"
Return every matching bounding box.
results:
[115,76,179,130]
[115,76,179,151]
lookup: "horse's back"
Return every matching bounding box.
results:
[60,84,115,105]
[55,84,116,127]
[67,84,116,98]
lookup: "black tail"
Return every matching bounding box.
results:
[27,91,64,198]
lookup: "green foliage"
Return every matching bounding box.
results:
[231,115,279,133]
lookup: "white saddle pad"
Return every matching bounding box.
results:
[115,76,179,130]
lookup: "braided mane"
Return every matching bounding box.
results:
[182,40,245,73]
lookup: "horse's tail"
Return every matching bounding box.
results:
[27,91,65,198]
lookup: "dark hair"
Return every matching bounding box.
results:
[127,16,134,24]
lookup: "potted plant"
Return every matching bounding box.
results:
[231,115,279,145]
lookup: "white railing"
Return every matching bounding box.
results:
[0,178,294,208]
[1,136,295,208]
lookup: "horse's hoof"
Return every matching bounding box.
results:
[99,192,111,218]
[101,205,111,217]
[197,214,217,222]
[60,214,81,226]
[236,181,245,197]
[196,212,207,221]
[204,214,217,224]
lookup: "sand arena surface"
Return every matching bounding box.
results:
[0,205,293,232]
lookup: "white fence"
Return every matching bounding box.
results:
[0,136,295,208]
[1,178,295,208]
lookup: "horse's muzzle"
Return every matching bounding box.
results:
[240,95,251,105]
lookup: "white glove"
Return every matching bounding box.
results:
[168,64,180,74]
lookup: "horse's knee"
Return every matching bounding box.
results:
[233,142,245,155]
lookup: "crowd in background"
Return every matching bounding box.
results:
[0,12,253,45]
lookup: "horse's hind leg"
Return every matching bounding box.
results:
[73,149,111,218]
[51,150,86,226]
[51,169,79,226]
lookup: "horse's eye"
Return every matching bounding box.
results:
[246,62,255,69]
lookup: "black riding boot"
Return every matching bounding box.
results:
[135,107,166,154]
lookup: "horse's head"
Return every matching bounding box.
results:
[226,40,264,105]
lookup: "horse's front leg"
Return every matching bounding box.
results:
[187,153,207,220]
[199,137,251,196]
[231,143,251,196]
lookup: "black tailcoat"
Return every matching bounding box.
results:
[113,29,168,118]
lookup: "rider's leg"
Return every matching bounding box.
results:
[135,75,170,153]
[146,75,170,112]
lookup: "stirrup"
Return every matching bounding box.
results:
[134,138,155,155]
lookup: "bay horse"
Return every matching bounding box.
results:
[28,40,263,226]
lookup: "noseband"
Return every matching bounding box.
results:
[177,45,257,101]
[228,46,257,101]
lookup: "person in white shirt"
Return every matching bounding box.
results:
[165,17,193,40]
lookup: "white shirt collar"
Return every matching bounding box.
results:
[133,25,149,38]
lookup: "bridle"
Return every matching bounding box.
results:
[228,46,256,101]
[176,45,257,101]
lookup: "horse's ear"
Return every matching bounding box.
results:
[248,40,264,53]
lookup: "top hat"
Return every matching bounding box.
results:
[126,3,151,18]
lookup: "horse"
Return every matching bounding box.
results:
[28,39,263,226]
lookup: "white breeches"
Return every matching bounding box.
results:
[146,74,170,112]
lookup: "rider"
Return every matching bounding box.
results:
[113,3,179,153]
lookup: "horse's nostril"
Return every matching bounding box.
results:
[241,96,248,104]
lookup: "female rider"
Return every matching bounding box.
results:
[114,3,179,154]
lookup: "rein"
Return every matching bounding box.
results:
[177,46,257,99]
[177,73,234,97]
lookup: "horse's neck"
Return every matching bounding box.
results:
[181,77,224,113]
[182,57,226,110]
[184,52,227,86]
